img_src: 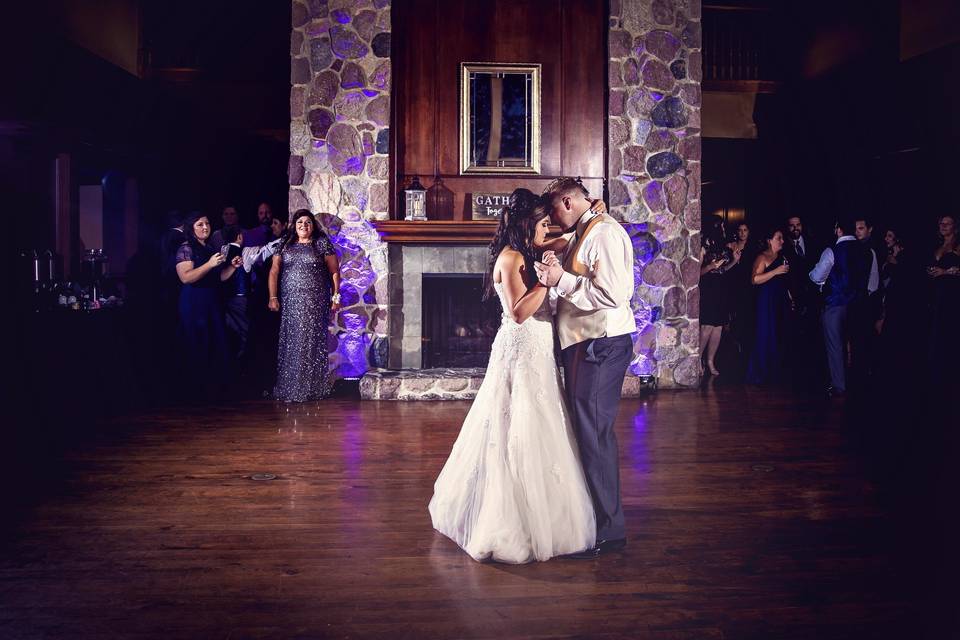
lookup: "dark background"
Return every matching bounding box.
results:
[701,0,959,249]
[3,0,958,462]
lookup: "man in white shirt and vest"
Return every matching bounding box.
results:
[535,178,636,558]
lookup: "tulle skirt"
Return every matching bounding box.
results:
[428,314,596,563]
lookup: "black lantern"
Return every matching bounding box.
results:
[404,176,427,221]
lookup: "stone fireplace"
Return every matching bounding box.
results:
[290,0,703,394]
[387,244,489,369]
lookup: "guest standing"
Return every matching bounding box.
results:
[699,216,733,376]
[809,218,871,397]
[876,227,914,373]
[926,215,960,381]
[219,224,252,364]
[746,228,790,384]
[268,210,341,402]
[209,205,239,251]
[726,222,754,371]
[783,215,822,384]
[175,212,242,396]
[850,217,882,384]
[242,201,273,248]
[247,213,289,396]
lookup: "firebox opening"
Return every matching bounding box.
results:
[422,274,502,368]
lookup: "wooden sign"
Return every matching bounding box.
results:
[471,193,511,220]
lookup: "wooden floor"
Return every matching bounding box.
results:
[1,384,956,639]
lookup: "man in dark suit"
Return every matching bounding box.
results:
[783,215,821,383]
[851,216,882,386]
[784,216,817,309]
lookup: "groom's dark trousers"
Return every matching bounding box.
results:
[562,333,633,541]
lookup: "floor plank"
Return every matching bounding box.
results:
[0,386,951,638]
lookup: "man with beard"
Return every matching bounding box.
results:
[782,215,821,384]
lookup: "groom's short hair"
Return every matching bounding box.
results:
[543,177,589,205]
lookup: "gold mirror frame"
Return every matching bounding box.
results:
[460,62,542,175]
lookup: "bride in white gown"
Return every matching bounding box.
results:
[428,189,596,563]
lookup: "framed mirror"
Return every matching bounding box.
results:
[460,62,541,175]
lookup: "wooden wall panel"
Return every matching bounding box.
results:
[394,0,605,221]
[561,0,607,179]
[395,0,437,179]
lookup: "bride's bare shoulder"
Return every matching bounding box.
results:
[493,248,524,284]
[495,247,524,268]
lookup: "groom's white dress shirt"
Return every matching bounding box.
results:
[554,210,637,349]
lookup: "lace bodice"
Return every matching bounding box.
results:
[493,281,553,323]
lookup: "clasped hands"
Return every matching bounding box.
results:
[534,250,565,287]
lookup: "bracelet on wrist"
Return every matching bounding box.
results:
[270,296,278,300]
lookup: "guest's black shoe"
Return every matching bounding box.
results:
[567,538,627,559]
[826,385,846,401]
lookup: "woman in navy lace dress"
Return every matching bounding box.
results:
[175,212,242,396]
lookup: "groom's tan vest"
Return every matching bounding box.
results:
[556,213,623,349]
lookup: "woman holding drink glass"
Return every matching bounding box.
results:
[746,228,791,384]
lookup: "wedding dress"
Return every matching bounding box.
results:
[428,282,596,563]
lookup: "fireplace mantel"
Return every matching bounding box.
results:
[373,220,498,244]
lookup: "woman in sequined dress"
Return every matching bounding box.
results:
[428,189,596,564]
[268,210,341,402]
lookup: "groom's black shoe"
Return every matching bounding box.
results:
[567,538,626,559]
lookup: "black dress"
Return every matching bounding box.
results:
[175,242,229,391]
[727,244,756,356]
[928,251,960,379]
[746,255,788,384]
[700,245,732,327]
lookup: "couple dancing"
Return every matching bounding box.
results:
[428,178,637,563]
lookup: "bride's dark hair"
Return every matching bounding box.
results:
[483,188,549,300]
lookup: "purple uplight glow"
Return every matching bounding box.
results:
[625,226,661,266]
[336,332,372,379]
[633,411,648,433]
[362,89,379,98]
[313,140,325,148]
[628,408,652,474]
[340,415,365,484]
[331,9,351,24]
[629,354,657,377]
[650,91,664,101]
[344,156,364,173]
[323,217,385,382]
[340,312,367,333]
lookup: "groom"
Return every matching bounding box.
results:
[535,178,637,558]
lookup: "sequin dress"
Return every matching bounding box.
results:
[273,238,336,402]
[428,282,596,563]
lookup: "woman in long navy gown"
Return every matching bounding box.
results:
[746,228,791,384]
[175,212,242,396]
